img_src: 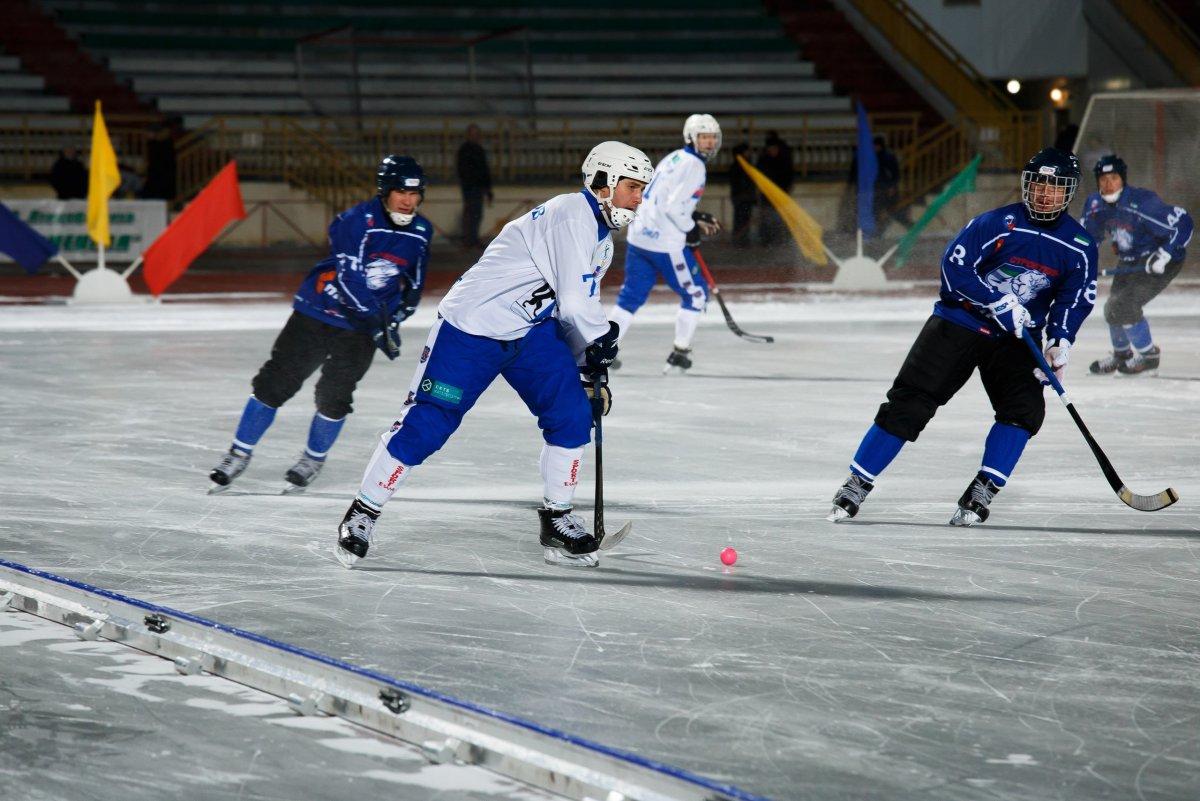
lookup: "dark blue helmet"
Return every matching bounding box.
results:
[377,154,426,199]
[1021,147,1080,222]
[1093,154,1127,184]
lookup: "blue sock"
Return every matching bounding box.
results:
[979,422,1030,487]
[1123,320,1154,351]
[1108,323,1131,351]
[305,413,346,460]
[849,424,906,482]
[232,395,276,453]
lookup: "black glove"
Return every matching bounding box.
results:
[692,210,721,236]
[396,285,422,322]
[371,310,401,360]
[584,321,620,374]
[582,372,612,416]
[685,225,702,249]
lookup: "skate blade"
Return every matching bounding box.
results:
[282,483,308,495]
[948,509,981,527]
[543,547,599,568]
[661,364,689,376]
[207,483,232,495]
[598,521,632,551]
[335,544,362,568]
[826,506,852,523]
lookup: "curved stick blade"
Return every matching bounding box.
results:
[1119,485,1179,512]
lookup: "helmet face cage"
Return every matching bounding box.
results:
[581,141,654,229]
[1020,148,1080,222]
[682,113,722,160]
[377,154,426,199]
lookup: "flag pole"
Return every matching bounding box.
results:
[55,253,83,280]
[121,255,142,280]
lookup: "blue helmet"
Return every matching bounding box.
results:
[377,154,426,199]
[1093,154,1127,185]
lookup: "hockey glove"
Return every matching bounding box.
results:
[584,321,620,373]
[692,210,721,237]
[371,312,401,361]
[582,372,612,416]
[1145,247,1172,275]
[396,285,422,322]
[1034,337,1071,385]
[986,293,1032,337]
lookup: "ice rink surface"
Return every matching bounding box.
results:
[2,283,1199,800]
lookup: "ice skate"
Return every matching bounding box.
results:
[209,448,251,493]
[949,473,1001,527]
[284,453,325,492]
[1116,345,1160,375]
[1089,348,1132,375]
[538,507,599,568]
[827,473,874,522]
[336,498,380,568]
[661,347,693,375]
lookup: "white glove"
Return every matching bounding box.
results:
[1145,247,1171,274]
[986,293,1031,337]
[1034,338,1071,385]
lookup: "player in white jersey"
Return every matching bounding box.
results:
[609,114,723,373]
[335,141,654,569]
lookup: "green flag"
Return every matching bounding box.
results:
[895,154,982,268]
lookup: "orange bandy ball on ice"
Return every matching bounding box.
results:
[720,547,737,566]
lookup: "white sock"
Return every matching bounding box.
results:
[358,427,413,508]
[540,443,583,507]
[609,306,635,343]
[674,308,702,350]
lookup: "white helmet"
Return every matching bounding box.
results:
[683,113,721,160]
[582,140,655,229]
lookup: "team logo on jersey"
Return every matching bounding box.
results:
[1112,227,1134,253]
[985,264,1051,302]
[1003,214,1015,230]
[364,257,401,290]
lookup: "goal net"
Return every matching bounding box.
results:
[1072,90,1200,248]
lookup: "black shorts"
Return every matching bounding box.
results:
[1103,258,1185,326]
[874,315,1046,441]
[250,311,376,419]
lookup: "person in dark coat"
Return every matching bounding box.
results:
[50,146,88,199]
[141,124,177,202]
[456,124,493,248]
[729,141,756,247]
[755,133,794,246]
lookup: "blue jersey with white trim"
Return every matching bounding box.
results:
[1080,185,1192,264]
[292,196,432,331]
[933,203,1098,344]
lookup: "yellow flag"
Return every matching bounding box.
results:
[736,154,827,266]
[87,100,121,247]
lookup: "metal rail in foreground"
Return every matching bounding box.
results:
[0,559,770,801]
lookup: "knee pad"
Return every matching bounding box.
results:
[874,395,938,442]
[997,413,1043,438]
[314,387,354,420]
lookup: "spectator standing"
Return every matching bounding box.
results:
[755,132,794,246]
[50,146,87,199]
[729,141,756,247]
[141,123,177,202]
[456,124,493,248]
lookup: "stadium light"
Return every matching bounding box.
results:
[1006,79,1021,94]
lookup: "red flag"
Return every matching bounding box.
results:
[143,161,246,296]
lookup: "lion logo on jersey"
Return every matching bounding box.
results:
[1111,226,1134,255]
[364,258,400,290]
[986,264,1051,303]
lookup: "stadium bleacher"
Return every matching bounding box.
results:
[0,50,69,112]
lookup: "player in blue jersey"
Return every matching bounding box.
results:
[208,155,432,492]
[608,114,722,374]
[827,147,1099,526]
[1080,154,1192,375]
[334,141,654,569]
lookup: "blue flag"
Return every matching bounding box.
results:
[0,201,58,274]
[855,102,878,238]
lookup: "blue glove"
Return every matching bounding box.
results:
[584,322,620,374]
[986,293,1031,338]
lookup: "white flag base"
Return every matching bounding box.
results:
[71,266,137,304]
[828,230,895,290]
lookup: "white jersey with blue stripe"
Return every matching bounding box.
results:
[438,190,615,352]
[626,146,707,254]
[933,203,1099,343]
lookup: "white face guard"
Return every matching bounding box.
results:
[1021,169,1078,222]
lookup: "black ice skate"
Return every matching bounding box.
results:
[284,453,325,491]
[661,347,693,375]
[1089,347,1133,374]
[336,498,380,568]
[209,448,251,492]
[538,507,600,568]
[949,473,1001,527]
[827,473,874,522]
[1117,345,1160,375]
